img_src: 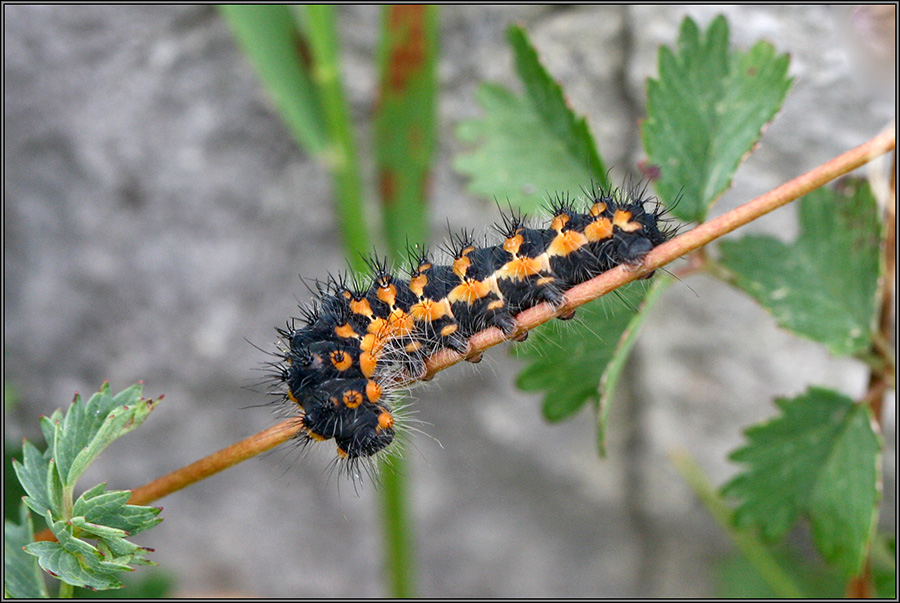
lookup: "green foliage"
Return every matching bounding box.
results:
[5,383,163,594]
[454,25,607,211]
[641,15,792,222]
[722,387,881,577]
[718,179,882,356]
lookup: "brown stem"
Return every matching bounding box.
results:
[31,127,895,543]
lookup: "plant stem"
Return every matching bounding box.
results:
[303,5,371,270]
[670,448,806,598]
[373,6,439,596]
[58,581,74,598]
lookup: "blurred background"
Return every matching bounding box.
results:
[4,5,895,597]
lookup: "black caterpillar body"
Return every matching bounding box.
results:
[271,185,672,472]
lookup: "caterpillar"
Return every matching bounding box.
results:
[268,183,673,477]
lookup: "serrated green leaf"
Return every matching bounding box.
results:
[39,412,61,454]
[514,281,653,422]
[722,387,881,577]
[66,397,157,488]
[454,25,606,211]
[718,180,881,356]
[5,502,49,598]
[55,382,151,488]
[13,441,53,518]
[93,504,162,537]
[70,517,129,540]
[642,15,792,222]
[25,541,123,591]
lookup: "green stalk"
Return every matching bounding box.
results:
[302,5,371,270]
[374,6,440,597]
[670,449,806,598]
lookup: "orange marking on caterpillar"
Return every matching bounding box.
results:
[584,218,613,241]
[613,209,642,232]
[448,279,492,304]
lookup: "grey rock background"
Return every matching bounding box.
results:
[4,5,895,597]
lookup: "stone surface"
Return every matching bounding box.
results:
[4,5,895,597]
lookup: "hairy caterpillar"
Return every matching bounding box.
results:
[268,183,673,476]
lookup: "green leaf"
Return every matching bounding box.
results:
[75,484,161,536]
[5,502,49,598]
[641,15,792,222]
[55,382,154,488]
[13,441,53,518]
[722,387,881,577]
[219,5,328,155]
[718,179,881,356]
[454,25,607,211]
[25,541,123,592]
[514,281,654,423]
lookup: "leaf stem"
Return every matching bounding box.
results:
[58,580,74,598]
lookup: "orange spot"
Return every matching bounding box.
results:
[405,340,422,353]
[547,230,588,257]
[536,276,555,286]
[409,273,428,296]
[350,298,373,318]
[503,233,523,254]
[452,253,472,278]
[584,218,613,241]
[498,257,543,280]
[336,446,348,459]
[368,316,388,335]
[376,283,397,306]
[343,390,364,408]
[307,430,327,442]
[589,201,607,217]
[550,214,570,231]
[334,323,359,339]
[330,350,353,372]
[487,299,505,311]
[377,411,395,431]
[440,323,458,337]
[613,209,642,232]
[366,380,382,403]
[286,390,298,403]
[410,298,447,322]
[360,351,378,378]
[448,279,492,304]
